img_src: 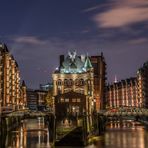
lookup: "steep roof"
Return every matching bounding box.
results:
[84,56,92,69]
[22,80,26,87]
[55,51,93,74]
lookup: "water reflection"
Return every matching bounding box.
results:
[5,117,51,148]
[87,120,148,148]
[3,119,148,148]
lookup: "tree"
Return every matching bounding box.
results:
[45,89,54,111]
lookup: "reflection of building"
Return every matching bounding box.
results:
[106,78,138,108]
[0,43,26,111]
[52,51,94,120]
[137,62,148,108]
[90,53,106,110]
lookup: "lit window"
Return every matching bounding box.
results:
[65,98,69,102]
[64,79,73,86]
[57,79,62,86]
[72,98,76,102]
[77,98,81,102]
[61,98,64,102]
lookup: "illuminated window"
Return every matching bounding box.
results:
[77,98,81,102]
[65,98,69,102]
[64,79,68,86]
[72,98,76,102]
[75,79,85,86]
[61,98,64,102]
[57,79,62,86]
[64,79,73,86]
[68,79,73,86]
[75,79,79,86]
[79,79,84,86]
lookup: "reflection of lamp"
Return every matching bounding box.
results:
[20,127,23,148]
[38,131,41,145]
[92,99,96,111]
[72,106,75,111]
[47,130,50,146]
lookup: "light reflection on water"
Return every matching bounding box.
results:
[4,119,148,148]
[87,120,148,148]
[5,117,51,148]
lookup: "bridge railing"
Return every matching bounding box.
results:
[102,108,148,117]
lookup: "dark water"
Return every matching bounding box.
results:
[4,117,51,148]
[86,120,148,148]
[3,119,148,148]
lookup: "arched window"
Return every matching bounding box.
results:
[64,79,68,86]
[64,79,73,86]
[68,79,73,86]
[57,79,62,86]
[79,79,84,86]
[75,79,79,86]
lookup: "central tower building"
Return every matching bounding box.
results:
[52,51,94,127]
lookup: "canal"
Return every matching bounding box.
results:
[3,117,51,148]
[2,118,148,148]
[87,120,148,148]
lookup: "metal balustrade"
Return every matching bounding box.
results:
[99,107,148,117]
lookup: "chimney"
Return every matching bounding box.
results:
[60,55,64,67]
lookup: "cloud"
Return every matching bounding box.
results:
[83,5,100,13]
[82,3,114,13]
[93,0,148,28]
[7,34,148,88]
[128,37,148,44]
[13,36,46,45]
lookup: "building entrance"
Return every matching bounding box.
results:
[55,91,86,121]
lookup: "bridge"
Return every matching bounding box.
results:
[5,109,52,118]
[101,107,148,117]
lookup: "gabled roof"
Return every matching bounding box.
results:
[57,51,93,74]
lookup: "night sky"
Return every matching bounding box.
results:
[0,0,148,88]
